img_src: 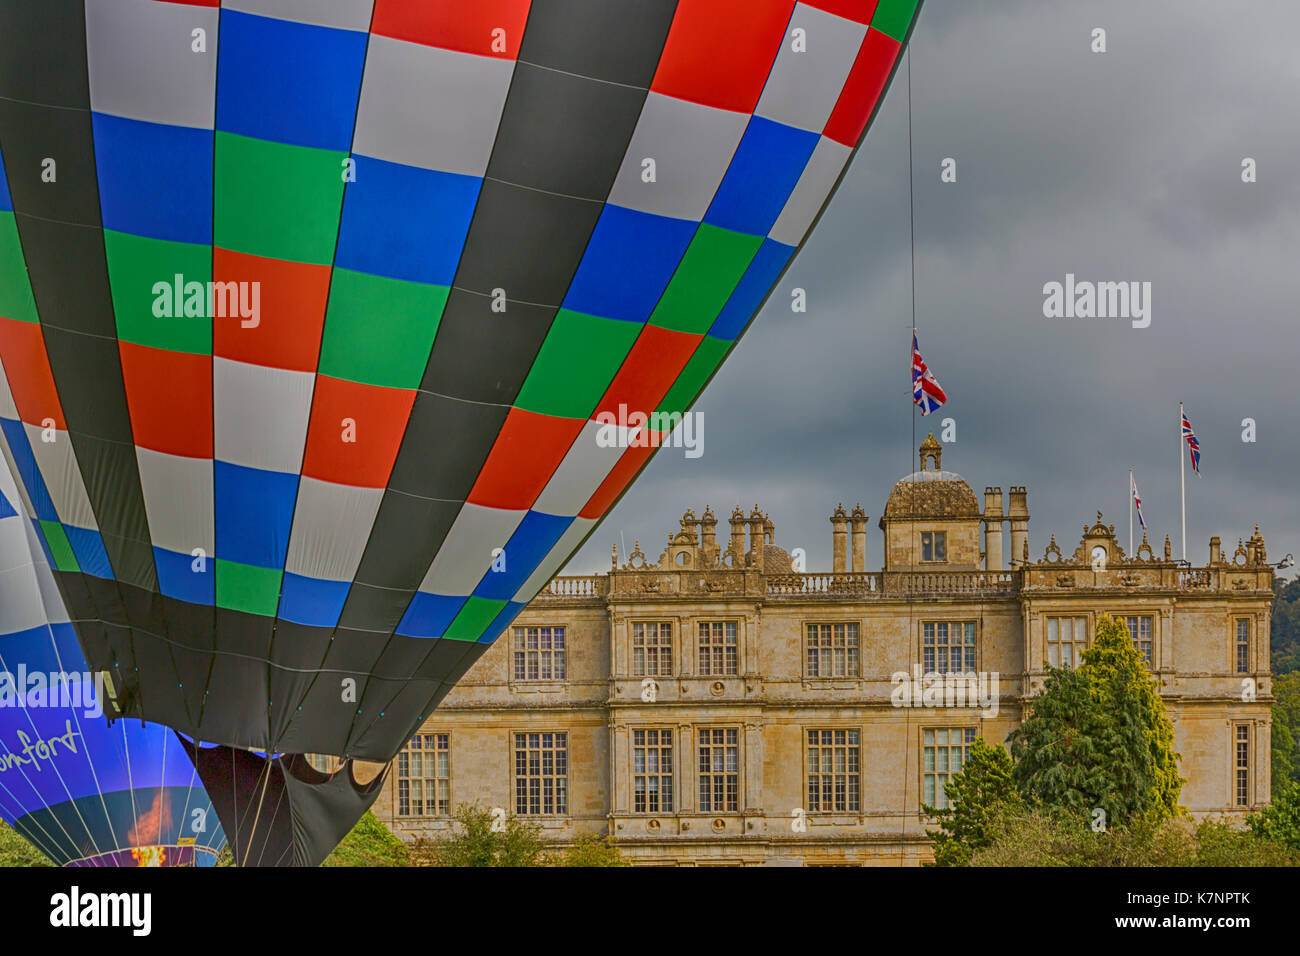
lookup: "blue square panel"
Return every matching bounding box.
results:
[278,572,349,627]
[0,148,10,212]
[472,511,571,601]
[704,117,820,237]
[396,591,468,640]
[216,10,368,151]
[710,237,794,340]
[155,545,215,605]
[214,461,297,569]
[65,526,113,580]
[335,155,481,285]
[92,113,213,244]
[1,419,57,522]
[561,205,696,323]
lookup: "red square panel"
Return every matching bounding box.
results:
[467,408,585,511]
[651,0,795,113]
[119,343,212,458]
[823,27,899,146]
[594,326,702,420]
[212,248,331,373]
[804,0,880,25]
[372,0,531,58]
[301,375,415,487]
[0,318,65,430]
[579,443,655,520]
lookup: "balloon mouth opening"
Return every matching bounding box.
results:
[65,844,218,867]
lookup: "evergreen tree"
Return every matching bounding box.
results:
[925,736,1022,866]
[1009,616,1182,826]
[1081,615,1182,821]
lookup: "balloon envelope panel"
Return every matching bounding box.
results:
[0,0,920,762]
[0,451,226,866]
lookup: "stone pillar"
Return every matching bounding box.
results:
[830,503,848,573]
[1210,536,1221,565]
[747,505,765,572]
[983,486,1004,570]
[850,504,867,573]
[729,506,746,567]
[700,505,717,562]
[1008,486,1029,569]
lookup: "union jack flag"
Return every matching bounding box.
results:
[1131,471,1147,531]
[912,330,947,416]
[1181,410,1201,475]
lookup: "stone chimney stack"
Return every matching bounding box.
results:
[830,504,848,573]
[850,504,867,572]
[700,506,718,562]
[1209,535,1221,565]
[1008,486,1029,568]
[747,505,765,571]
[983,486,1004,571]
[729,506,746,567]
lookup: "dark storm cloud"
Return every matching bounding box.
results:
[563,0,1300,576]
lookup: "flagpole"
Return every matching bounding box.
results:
[1129,467,1133,556]
[1179,401,1186,562]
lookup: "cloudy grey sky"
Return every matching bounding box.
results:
[562,0,1300,577]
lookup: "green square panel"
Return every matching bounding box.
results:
[214,132,346,265]
[39,521,79,572]
[649,225,762,335]
[656,334,731,417]
[215,559,282,616]
[443,596,507,642]
[0,212,37,323]
[318,268,448,388]
[871,0,920,42]
[513,309,641,419]
[105,230,212,354]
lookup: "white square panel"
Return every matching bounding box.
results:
[769,135,851,246]
[417,502,524,597]
[756,4,868,133]
[607,92,750,222]
[284,476,383,581]
[86,0,219,129]
[213,357,314,474]
[136,446,213,557]
[353,35,515,177]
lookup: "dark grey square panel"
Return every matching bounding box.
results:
[420,288,555,405]
[336,583,417,634]
[519,0,679,87]
[41,327,133,443]
[387,390,508,500]
[13,215,116,338]
[0,1,90,108]
[0,99,101,225]
[452,178,602,305]
[488,62,646,200]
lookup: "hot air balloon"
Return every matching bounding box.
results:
[0,0,921,864]
[0,445,226,866]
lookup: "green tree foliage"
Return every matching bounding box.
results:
[547,833,628,867]
[1272,577,1300,674]
[924,736,1022,866]
[1272,672,1300,787]
[426,803,544,867]
[1247,780,1300,852]
[321,810,411,867]
[0,821,52,867]
[1009,616,1181,826]
[1008,665,1114,818]
[970,804,1296,866]
[1081,615,1182,819]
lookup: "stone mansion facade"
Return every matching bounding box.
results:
[368,436,1275,865]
